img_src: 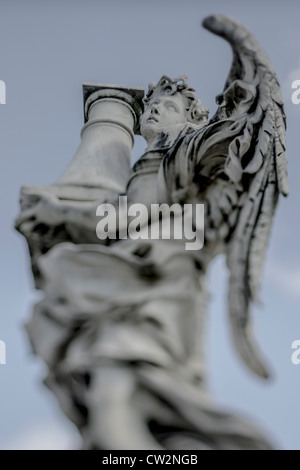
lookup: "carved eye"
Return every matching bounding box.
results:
[167,105,177,112]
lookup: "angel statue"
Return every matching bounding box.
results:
[16,14,288,450]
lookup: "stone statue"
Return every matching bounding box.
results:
[16,14,288,450]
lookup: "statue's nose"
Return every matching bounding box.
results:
[151,104,159,115]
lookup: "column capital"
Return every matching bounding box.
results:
[82,82,145,134]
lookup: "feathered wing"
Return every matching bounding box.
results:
[162,14,288,378]
[203,15,289,378]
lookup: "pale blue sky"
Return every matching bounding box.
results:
[0,0,299,449]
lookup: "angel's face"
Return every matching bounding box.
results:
[140,94,188,142]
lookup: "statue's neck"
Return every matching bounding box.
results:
[145,121,194,151]
[143,122,197,152]
[144,132,174,152]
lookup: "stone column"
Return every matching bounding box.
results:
[56,84,144,199]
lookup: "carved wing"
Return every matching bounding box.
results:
[162,14,289,378]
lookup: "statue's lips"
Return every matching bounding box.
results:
[147,116,159,123]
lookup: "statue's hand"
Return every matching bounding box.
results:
[15,192,65,236]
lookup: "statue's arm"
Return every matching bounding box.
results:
[15,188,107,244]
